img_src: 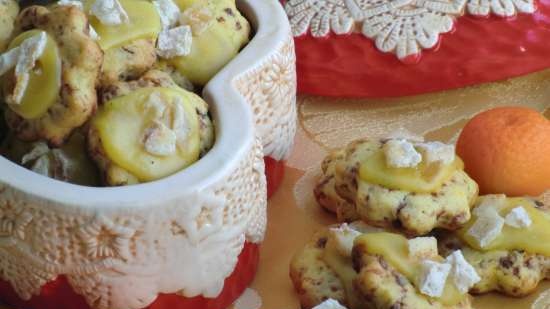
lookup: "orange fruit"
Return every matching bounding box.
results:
[456,106,550,197]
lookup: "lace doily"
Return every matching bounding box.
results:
[285,0,537,60]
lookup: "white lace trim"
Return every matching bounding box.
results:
[286,0,536,60]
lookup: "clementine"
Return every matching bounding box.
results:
[456,106,550,196]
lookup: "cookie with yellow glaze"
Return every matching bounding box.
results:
[438,233,550,297]
[0,0,18,52]
[314,139,479,236]
[166,0,251,86]
[100,37,157,84]
[437,196,550,297]
[352,237,472,309]
[1,131,100,186]
[290,223,473,309]
[290,230,349,309]
[88,70,214,186]
[2,5,102,146]
[71,0,162,85]
[99,69,214,157]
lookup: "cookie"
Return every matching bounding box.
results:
[0,0,18,52]
[351,249,472,309]
[439,233,550,297]
[89,70,214,186]
[315,139,479,236]
[3,5,102,146]
[290,224,474,309]
[289,230,349,309]
[100,37,157,85]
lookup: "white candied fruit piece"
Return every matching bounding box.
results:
[416,141,456,165]
[418,260,451,298]
[31,155,50,176]
[21,142,50,165]
[312,298,348,309]
[143,121,177,156]
[408,237,438,260]
[505,206,532,229]
[57,0,84,10]
[10,32,48,105]
[383,139,422,168]
[328,223,362,257]
[468,211,504,248]
[51,149,71,179]
[144,91,168,119]
[153,0,181,29]
[157,25,193,59]
[90,0,129,26]
[180,5,214,35]
[473,194,507,218]
[445,250,481,294]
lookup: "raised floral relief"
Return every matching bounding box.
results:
[79,215,136,260]
[0,200,32,242]
[174,191,225,245]
[286,0,537,60]
[245,137,268,243]
[235,35,297,161]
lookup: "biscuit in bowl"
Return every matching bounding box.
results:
[0,0,18,52]
[165,0,251,86]
[1,4,102,146]
[100,37,158,84]
[1,130,100,186]
[72,0,162,85]
[89,70,214,186]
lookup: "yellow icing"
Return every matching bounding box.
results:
[5,30,61,120]
[86,0,161,50]
[354,232,464,305]
[92,87,202,182]
[457,197,550,256]
[359,147,464,193]
[174,0,196,10]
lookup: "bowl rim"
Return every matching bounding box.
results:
[0,0,289,210]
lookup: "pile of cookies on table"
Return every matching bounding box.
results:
[290,107,550,309]
[0,0,249,186]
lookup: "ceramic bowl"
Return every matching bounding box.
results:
[0,1,296,309]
